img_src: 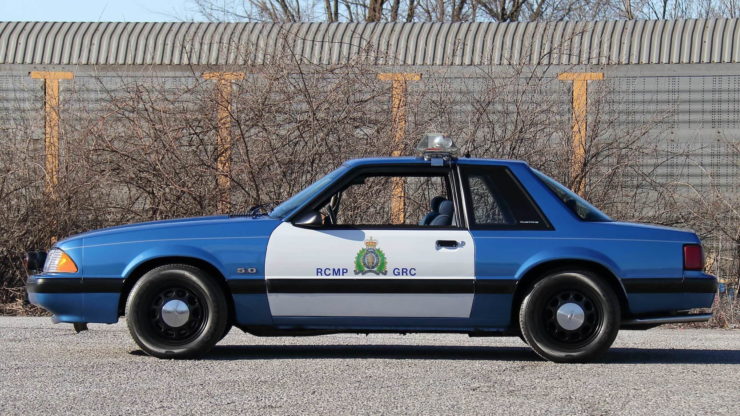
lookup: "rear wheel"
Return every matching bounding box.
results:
[126,264,228,358]
[519,270,620,363]
[219,321,233,342]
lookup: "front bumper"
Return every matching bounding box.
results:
[26,276,123,293]
[26,275,122,324]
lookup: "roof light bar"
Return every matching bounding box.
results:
[416,133,457,163]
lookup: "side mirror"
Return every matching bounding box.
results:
[293,210,323,228]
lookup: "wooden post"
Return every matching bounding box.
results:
[378,73,421,224]
[29,71,74,196]
[557,72,604,196]
[203,72,245,213]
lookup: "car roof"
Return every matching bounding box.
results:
[342,156,530,169]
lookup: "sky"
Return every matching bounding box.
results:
[0,0,202,22]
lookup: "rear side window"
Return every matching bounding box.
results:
[467,175,512,225]
[461,166,550,230]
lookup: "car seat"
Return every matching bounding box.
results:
[429,200,454,226]
[419,196,446,225]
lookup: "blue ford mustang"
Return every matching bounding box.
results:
[27,138,717,362]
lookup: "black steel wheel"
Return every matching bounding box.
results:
[519,269,620,363]
[542,289,600,346]
[147,286,207,344]
[126,264,228,358]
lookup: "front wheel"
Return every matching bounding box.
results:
[519,270,620,363]
[126,264,228,358]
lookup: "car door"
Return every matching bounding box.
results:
[264,166,476,321]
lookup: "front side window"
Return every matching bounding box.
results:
[311,169,458,228]
[461,165,550,230]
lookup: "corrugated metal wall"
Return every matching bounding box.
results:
[2,20,740,66]
[0,21,737,194]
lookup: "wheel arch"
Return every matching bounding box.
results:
[511,259,631,325]
[117,256,235,324]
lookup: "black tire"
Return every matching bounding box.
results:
[519,269,620,363]
[126,264,228,358]
[219,322,232,342]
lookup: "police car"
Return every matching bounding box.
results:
[26,134,717,362]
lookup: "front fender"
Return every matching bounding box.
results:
[122,245,227,279]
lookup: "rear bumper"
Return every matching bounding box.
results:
[622,276,718,294]
[622,275,717,316]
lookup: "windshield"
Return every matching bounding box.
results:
[269,165,348,219]
[533,170,612,222]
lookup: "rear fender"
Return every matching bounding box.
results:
[515,247,623,281]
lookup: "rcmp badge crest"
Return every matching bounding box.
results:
[354,238,387,275]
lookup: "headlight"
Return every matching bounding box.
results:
[43,248,78,273]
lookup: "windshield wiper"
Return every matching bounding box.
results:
[229,202,275,218]
[249,203,275,218]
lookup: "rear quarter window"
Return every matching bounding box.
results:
[461,165,551,230]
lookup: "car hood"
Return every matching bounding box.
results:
[57,215,282,249]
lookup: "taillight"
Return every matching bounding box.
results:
[683,244,704,270]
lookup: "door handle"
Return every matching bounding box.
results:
[436,240,459,249]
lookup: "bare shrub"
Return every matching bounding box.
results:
[1,47,736,326]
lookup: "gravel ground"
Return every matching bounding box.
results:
[1,317,738,415]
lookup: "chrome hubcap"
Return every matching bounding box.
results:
[556,302,585,331]
[161,299,190,328]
